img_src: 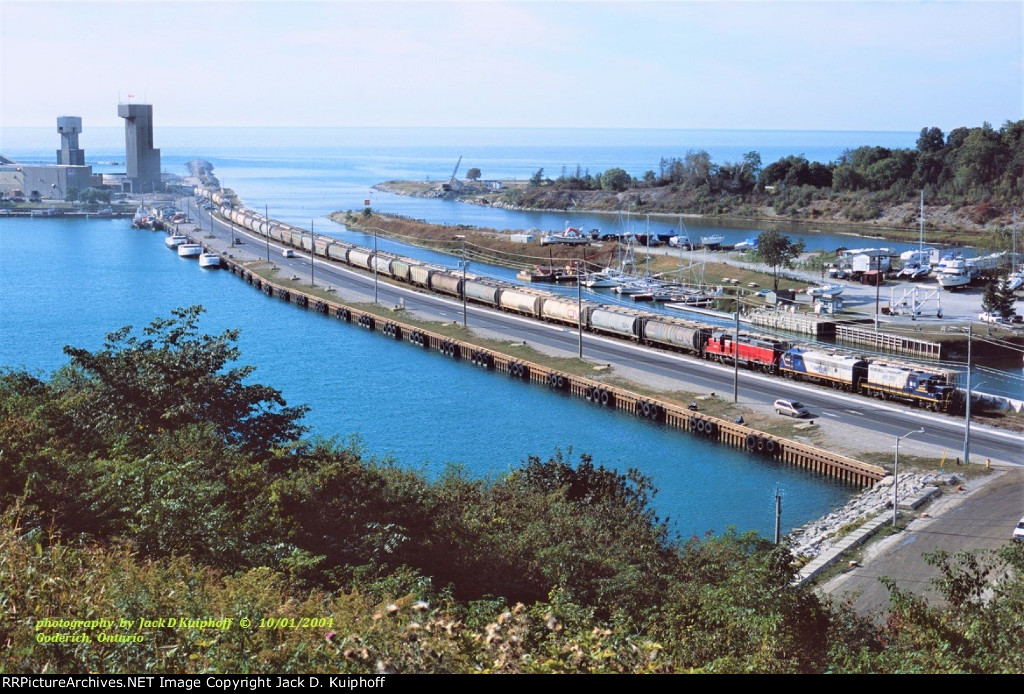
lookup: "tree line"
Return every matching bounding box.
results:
[521,121,1024,210]
[2,306,1022,673]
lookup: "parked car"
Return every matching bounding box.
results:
[773,398,809,418]
[978,312,1010,324]
[1014,516,1024,541]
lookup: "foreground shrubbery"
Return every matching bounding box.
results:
[2,307,1022,673]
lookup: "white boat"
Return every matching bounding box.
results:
[733,237,758,251]
[806,283,844,297]
[540,223,590,246]
[1007,266,1024,292]
[177,243,203,258]
[583,267,624,288]
[615,277,663,295]
[668,235,691,248]
[700,234,725,248]
[935,256,970,290]
[198,252,221,268]
[164,233,188,248]
[897,263,931,280]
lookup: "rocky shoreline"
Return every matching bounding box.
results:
[788,471,966,560]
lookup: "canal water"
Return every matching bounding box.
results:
[0,216,855,540]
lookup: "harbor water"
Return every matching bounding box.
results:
[0,215,856,540]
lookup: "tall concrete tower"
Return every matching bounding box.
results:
[56,116,84,166]
[117,103,162,193]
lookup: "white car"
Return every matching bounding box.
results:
[774,399,809,418]
[1014,516,1024,541]
[978,312,1010,324]
[283,249,295,258]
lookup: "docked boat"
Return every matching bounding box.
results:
[516,266,558,283]
[198,252,221,268]
[733,237,758,252]
[583,267,624,288]
[177,243,203,258]
[615,277,664,295]
[164,233,188,248]
[700,234,725,248]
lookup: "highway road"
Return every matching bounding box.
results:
[181,197,1022,467]
[822,466,1024,618]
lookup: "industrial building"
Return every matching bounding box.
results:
[0,117,96,199]
[117,103,162,193]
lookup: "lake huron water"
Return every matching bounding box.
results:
[0,127,942,538]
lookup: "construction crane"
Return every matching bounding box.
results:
[441,155,463,193]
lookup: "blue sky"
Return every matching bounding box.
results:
[1,0,1021,131]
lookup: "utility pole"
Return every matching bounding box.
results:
[577,266,584,359]
[963,323,972,465]
[310,220,315,286]
[733,296,740,403]
[457,235,467,326]
[265,205,270,263]
[774,488,782,544]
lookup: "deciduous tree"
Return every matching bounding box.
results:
[753,229,806,290]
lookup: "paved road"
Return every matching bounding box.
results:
[821,466,1024,619]
[180,196,1021,467]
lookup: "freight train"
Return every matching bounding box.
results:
[194,187,962,413]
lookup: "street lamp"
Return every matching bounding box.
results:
[733,295,741,403]
[454,235,467,326]
[963,322,973,465]
[893,427,925,527]
[309,219,315,287]
[576,262,583,358]
[373,227,379,304]
[265,205,271,263]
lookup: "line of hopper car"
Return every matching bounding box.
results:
[199,187,962,413]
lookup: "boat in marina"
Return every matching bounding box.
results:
[700,234,725,248]
[733,237,758,252]
[177,243,203,258]
[198,252,221,268]
[583,267,624,288]
[164,233,188,248]
[516,266,558,282]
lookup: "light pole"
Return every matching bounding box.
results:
[265,205,271,263]
[576,263,583,358]
[893,427,925,527]
[373,227,379,304]
[455,235,467,326]
[963,322,973,465]
[733,295,740,403]
[309,219,315,287]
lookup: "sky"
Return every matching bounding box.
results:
[1,0,1021,132]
